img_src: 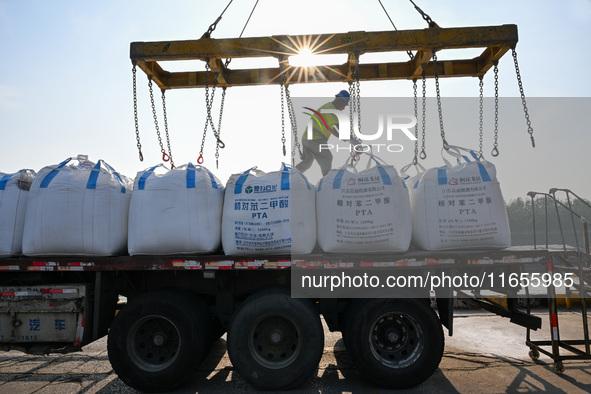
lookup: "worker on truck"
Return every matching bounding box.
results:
[296,90,351,176]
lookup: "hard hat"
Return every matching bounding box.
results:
[335,90,350,100]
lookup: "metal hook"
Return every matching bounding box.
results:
[197,154,204,164]
[491,147,499,157]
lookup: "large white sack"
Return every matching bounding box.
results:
[22,157,132,256]
[128,163,224,255]
[410,146,511,250]
[317,156,412,253]
[0,170,35,256]
[222,164,316,255]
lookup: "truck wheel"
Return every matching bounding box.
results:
[107,290,211,392]
[227,289,324,390]
[346,298,444,389]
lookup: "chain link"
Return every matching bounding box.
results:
[348,81,355,139]
[420,69,427,159]
[478,76,484,158]
[512,48,535,148]
[492,63,500,157]
[409,0,436,27]
[355,74,361,137]
[432,51,447,149]
[161,89,174,168]
[198,60,212,164]
[412,79,419,164]
[132,62,143,161]
[148,76,170,164]
[198,59,226,165]
[285,83,301,164]
[280,74,287,156]
[215,88,226,168]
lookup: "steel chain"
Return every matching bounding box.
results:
[161,89,174,168]
[478,76,484,158]
[285,83,301,163]
[198,60,212,164]
[132,62,143,161]
[409,0,436,26]
[199,60,225,165]
[420,70,427,159]
[355,76,361,137]
[432,51,447,149]
[148,77,169,163]
[413,79,419,164]
[280,74,287,156]
[492,63,500,157]
[215,88,226,168]
[512,48,535,148]
[348,82,355,139]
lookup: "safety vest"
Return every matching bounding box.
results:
[307,102,340,140]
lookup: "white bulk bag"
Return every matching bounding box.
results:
[222,164,316,255]
[410,145,511,250]
[401,161,426,200]
[22,157,132,256]
[0,170,35,256]
[316,156,412,253]
[128,163,224,255]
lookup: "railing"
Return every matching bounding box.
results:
[525,188,591,372]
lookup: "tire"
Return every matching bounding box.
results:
[107,290,212,392]
[346,298,444,389]
[227,289,324,390]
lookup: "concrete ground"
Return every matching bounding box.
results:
[0,309,590,393]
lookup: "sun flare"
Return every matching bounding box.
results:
[290,47,317,67]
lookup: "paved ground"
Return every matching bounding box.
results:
[0,310,590,393]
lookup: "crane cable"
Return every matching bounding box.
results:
[199,0,261,167]
[408,0,437,27]
[225,0,260,67]
[203,0,235,37]
[377,0,414,60]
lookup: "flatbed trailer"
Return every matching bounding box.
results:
[0,248,562,391]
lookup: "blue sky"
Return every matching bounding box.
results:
[1,0,590,200]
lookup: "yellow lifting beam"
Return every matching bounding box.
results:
[130,24,517,90]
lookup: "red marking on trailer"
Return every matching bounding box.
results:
[41,288,77,295]
[0,291,29,297]
[205,261,233,270]
[236,260,264,269]
[277,260,291,269]
[0,265,20,271]
[218,261,233,269]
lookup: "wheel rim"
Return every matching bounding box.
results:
[368,311,424,369]
[248,313,302,369]
[127,315,181,372]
